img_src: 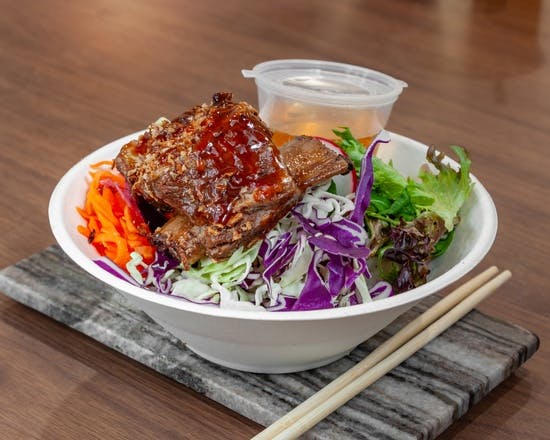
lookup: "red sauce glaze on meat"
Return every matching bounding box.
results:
[182,96,288,224]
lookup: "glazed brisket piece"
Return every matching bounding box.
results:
[279,135,350,190]
[115,92,352,268]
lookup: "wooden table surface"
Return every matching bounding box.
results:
[1,0,549,438]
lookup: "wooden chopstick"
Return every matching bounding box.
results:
[253,266,509,440]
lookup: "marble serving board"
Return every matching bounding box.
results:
[0,246,539,439]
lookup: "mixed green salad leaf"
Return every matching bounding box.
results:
[334,128,473,292]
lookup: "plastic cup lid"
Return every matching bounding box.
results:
[242,59,407,107]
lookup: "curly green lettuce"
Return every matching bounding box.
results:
[334,128,473,292]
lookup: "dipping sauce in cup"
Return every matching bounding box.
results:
[243,59,407,147]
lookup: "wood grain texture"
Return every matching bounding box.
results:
[0,0,549,438]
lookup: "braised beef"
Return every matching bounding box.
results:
[115,92,351,268]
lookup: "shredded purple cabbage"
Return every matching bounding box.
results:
[350,134,390,224]
[369,280,394,299]
[264,295,298,312]
[287,134,392,311]
[94,257,139,285]
[292,211,369,259]
[291,250,333,311]
[146,251,180,294]
[259,231,299,289]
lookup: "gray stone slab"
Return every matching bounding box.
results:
[0,245,539,439]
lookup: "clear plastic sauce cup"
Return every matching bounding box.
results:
[243,59,407,146]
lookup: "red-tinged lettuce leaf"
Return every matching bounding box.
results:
[382,213,447,292]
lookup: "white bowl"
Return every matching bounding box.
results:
[49,131,497,373]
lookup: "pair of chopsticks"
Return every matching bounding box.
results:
[253,266,511,440]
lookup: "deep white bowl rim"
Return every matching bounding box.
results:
[49,131,497,323]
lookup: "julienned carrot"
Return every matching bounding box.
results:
[77,161,156,270]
